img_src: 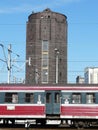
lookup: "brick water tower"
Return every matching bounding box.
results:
[26,8,68,85]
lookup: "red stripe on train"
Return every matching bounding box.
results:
[0,106,45,115]
[61,106,98,116]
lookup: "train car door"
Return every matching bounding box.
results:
[46,91,60,115]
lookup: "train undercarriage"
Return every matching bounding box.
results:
[1,117,98,129]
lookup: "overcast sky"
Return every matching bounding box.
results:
[0,0,98,83]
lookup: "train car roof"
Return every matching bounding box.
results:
[0,84,98,91]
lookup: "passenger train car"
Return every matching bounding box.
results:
[0,84,98,127]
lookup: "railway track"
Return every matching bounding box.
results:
[0,128,98,130]
[0,124,98,130]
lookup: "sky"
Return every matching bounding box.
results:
[0,0,98,83]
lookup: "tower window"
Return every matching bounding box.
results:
[42,40,48,51]
[42,40,49,83]
[42,53,48,67]
[48,16,50,18]
[42,69,48,83]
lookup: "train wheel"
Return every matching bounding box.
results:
[41,119,46,125]
[10,119,15,125]
[36,119,46,126]
[75,121,85,129]
[3,119,8,124]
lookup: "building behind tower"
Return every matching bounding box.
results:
[26,8,67,85]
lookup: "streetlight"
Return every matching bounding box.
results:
[54,48,59,84]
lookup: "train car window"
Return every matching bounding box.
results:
[72,93,81,104]
[55,93,60,103]
[12,94,18,103]
[5,93,18,103]
[63,95,70,104]
[25,93,34,103]
[46,93,51,103]
[86,93,95,104]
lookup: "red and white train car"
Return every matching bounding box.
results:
[0,85,46,125]
[0,84,98,127]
